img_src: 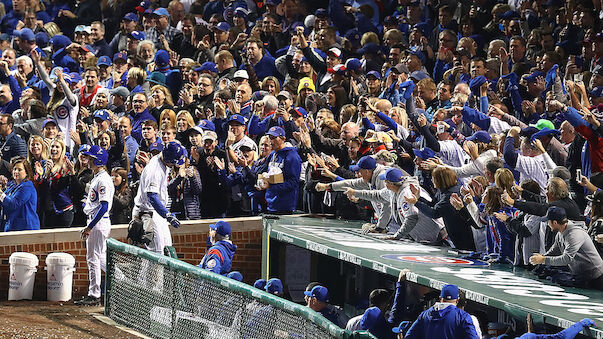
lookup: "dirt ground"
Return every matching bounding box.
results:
[0,301,142,339]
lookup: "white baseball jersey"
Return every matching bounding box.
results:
[516,154,551,190]
[232,135,258,158]
[438,140,469,168]
[134,154,170,213]
[53,97,78,151]
[83,169,115,221]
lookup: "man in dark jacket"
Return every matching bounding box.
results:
[0,114,27,161]
[404,284,479,339]
[195,130,228,218]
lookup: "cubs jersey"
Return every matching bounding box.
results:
[516,154,550,190]
[53,96,78,150]
[83,169,114,220]
[134,154,170,212]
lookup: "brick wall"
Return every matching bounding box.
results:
[0,217,263,300]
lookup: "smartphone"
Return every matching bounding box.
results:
[576,169,582,182]
[574,73,583,84]
[436,122,445,134]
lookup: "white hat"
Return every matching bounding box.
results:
[233,70,249,80]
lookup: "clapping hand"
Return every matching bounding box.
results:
[449,193,464,211]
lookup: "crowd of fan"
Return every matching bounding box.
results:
[0,0,601,292]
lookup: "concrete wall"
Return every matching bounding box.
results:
[0,217,263,300]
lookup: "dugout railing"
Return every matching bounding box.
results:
[105,238,377,339]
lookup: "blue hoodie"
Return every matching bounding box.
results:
[265,146,302,213]
[199,240,237,275]
[405,303,478,339]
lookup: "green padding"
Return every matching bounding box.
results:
[106,238,376,339]
[264,216,603,339]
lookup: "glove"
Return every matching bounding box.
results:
[361,223,374,235]
[166,213,181,228]
[580,318,595,327]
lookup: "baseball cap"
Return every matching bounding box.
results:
[413,147,435,160]
[267,126,285,138]
[227,271,243,282]
[187,126,204,135]
[304,285,329,302]
[545,206,567,222]
[113,52,127,63]
[153,8,170,17]
[360,307,382,330]
[345,58,362,72]
[198,119,215,131]
[203,130,218,141]
[277,91,292,100]
[149,140,164,153]
[265,278,283,294]
[379,168,405,182]
[391,63,409,74]
[93,109,111,121]
[228,114,245,125]
[367,71,381,80]
[69,72,81,83]
[410,71,429,81]
[14,28,35,42]
[50,35,71,49]
[35,32,49,48]
[297,77,315,93]
[530,127,561,142]
[408,49,426,65]
[209,220,231,236]
[586,190,603,204]
[530,119,555,130]
[129,31,145,41]
[42,118,58,128]
[350,156,377,171]
[0,33,9,41]
[590,86,603,98]
[233,7,249,18]
[123,12,138,22]
[292,107,308,118]
[110,86,130,98]
[327,47,342,59]
[147,71,166,86]
[357,43,380,55]
[327,64,347,75]
[466,130,492,143]
[198,62,217,73]
[154,49,170,68]
[215,22,231,32]
[392,321,412,334]
[233,70,249,80]
[97,56,112,67]
[440,284,459,300]
[74,25,87,33]
[314,8,328,17]
[253,279,267,290]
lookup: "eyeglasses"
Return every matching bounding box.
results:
[142,127,153,130]
[132,100,145,104]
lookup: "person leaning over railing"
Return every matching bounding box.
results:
[0,156,39,231]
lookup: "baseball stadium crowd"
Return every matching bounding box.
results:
[0,0,601,331]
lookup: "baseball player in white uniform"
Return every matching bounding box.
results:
[75,145,114,306]
[132,141,187,254]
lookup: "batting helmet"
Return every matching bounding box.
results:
[81,145,108,166]
[162,141,187,166]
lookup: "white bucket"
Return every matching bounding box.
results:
[8,252,39,300]
[45,253,76,301]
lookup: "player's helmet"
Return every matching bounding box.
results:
[162,141,187,166]
[81,145,109,166]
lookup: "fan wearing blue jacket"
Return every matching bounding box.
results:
[258,126,302,213]
[404,284,479,339]
[198,220,237,275]
[1,157,39,232]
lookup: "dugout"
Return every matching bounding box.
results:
[262,215,603,338]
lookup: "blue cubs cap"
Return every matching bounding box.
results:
[198,119,215,131]
[412,147,435,160]
[468,75,486,96]
[153,7,169,17]
[113,52,127,62]
[265,278,283,294]
[530,127,561,142]
[408,49,426,65]
[292,107,307,117]
[392,321,412,334]
[97,56,112,67]
[162,141,187,165]
[379,168,405,182]
[466,130,492,143]
[410,70,429,81]
[345,58,362,71]
[520,126,539,138]
[350,156,377,171]
[0,33,9,41]
[50,34,71,49]
[69,72,82,83]
[35,32,49,47]
[215,22,230,32]
[78,144,91,154]
[129,31,145,41]
[315,8,328,17]
[360,307,382,330]
[253,279,267,290]
[344,28,361,47]
[123,12,138,21]
[545,206,567,222]
[525,71,545,83]
[227,271,243,282]
[304,285,329,302]
[210,220,231,236]
[81,145,109,166]
[228,114,245,125]
[357,43,380,55]
[233,7,249,18]
[93,109,111,121]
[591,86,603,98]
[14,28,35,42]
[267,126,286,138]
[440,284,459,300]
[42,118,58,128]
[149,139,164,153]
[367,70,381,80]
[154,49,170,67]
[198,62,217,73]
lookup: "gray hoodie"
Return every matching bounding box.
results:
[545,221,603,281]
